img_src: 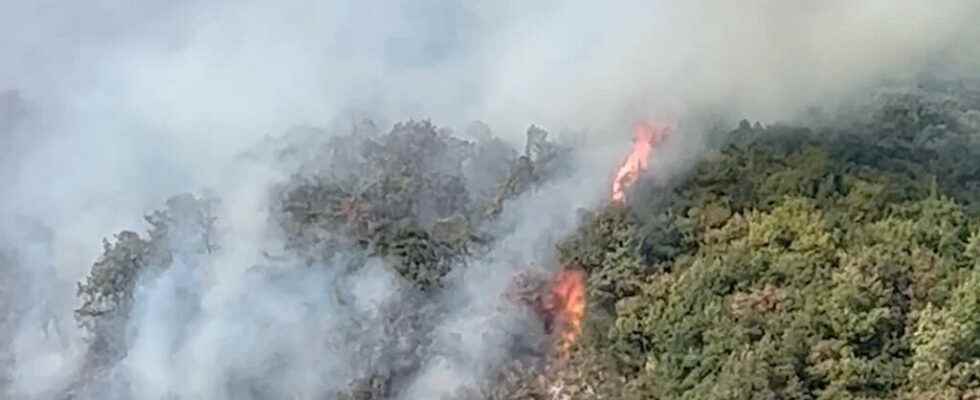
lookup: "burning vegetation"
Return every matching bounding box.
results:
[15,82,980,400]
[507,264,587,361]
[611,121,671,204]
[541,266,586,360]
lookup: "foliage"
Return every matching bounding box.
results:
[69,121,574,398]
[66,84,980,398]
[74,193,216,366]
[274,120,570,289]
[553,86,980,399]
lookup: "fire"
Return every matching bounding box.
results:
[540,265,587,359]
[505,264,587,359]
[611,121,671,203]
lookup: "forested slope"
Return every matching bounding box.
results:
[59,84,980,399]
[547,85,980,399]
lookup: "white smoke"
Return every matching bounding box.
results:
[1,1,978,399]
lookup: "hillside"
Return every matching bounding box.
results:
[541,84,980,399]
[25,83,980,399]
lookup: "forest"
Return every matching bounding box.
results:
[5,81,980,399]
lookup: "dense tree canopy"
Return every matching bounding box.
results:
[546,86,980,399]
[65,84,980,399]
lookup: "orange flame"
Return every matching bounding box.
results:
[541,266,586,359]
[504,266,587,360]
[611,122,670,204]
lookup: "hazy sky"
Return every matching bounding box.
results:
[1,1,978,398]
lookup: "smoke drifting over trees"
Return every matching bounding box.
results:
[2,1,980,399]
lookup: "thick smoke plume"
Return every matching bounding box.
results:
[1,1,978,399]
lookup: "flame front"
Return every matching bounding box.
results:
[611,122,670,203]
[543,266,586,359]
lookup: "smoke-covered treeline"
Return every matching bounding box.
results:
[3,1,980,400]
[4,119,600,399]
